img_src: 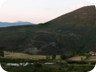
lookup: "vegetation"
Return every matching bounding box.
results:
[0,47,4,57]
[1,61,95,72]
[60,55,67,60]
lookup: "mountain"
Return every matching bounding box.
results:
[0,5,96,56]
[0,21,33,27]
[44,5,95,30]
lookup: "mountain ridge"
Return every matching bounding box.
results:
[0,21,33,27]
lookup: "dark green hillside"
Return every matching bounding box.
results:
[0,5,96,55]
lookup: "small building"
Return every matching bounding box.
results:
[89,51,96,56]
[24,48,41,54]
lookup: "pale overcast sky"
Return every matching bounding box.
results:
[0,0,94,24]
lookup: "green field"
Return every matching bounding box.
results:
[1,61,94,72]
[0,51,95,72]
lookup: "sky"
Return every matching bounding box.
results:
[0,0,94,24]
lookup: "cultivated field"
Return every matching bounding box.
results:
[4,51,46,60]
[68,55,96,62]
[4,51,96,62]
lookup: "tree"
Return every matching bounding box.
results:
[60,55,66,60]
[46,55,51,60]
[0,47,4,57]
[52,55,56,60]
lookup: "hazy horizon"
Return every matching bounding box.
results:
[0,0,94,24]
